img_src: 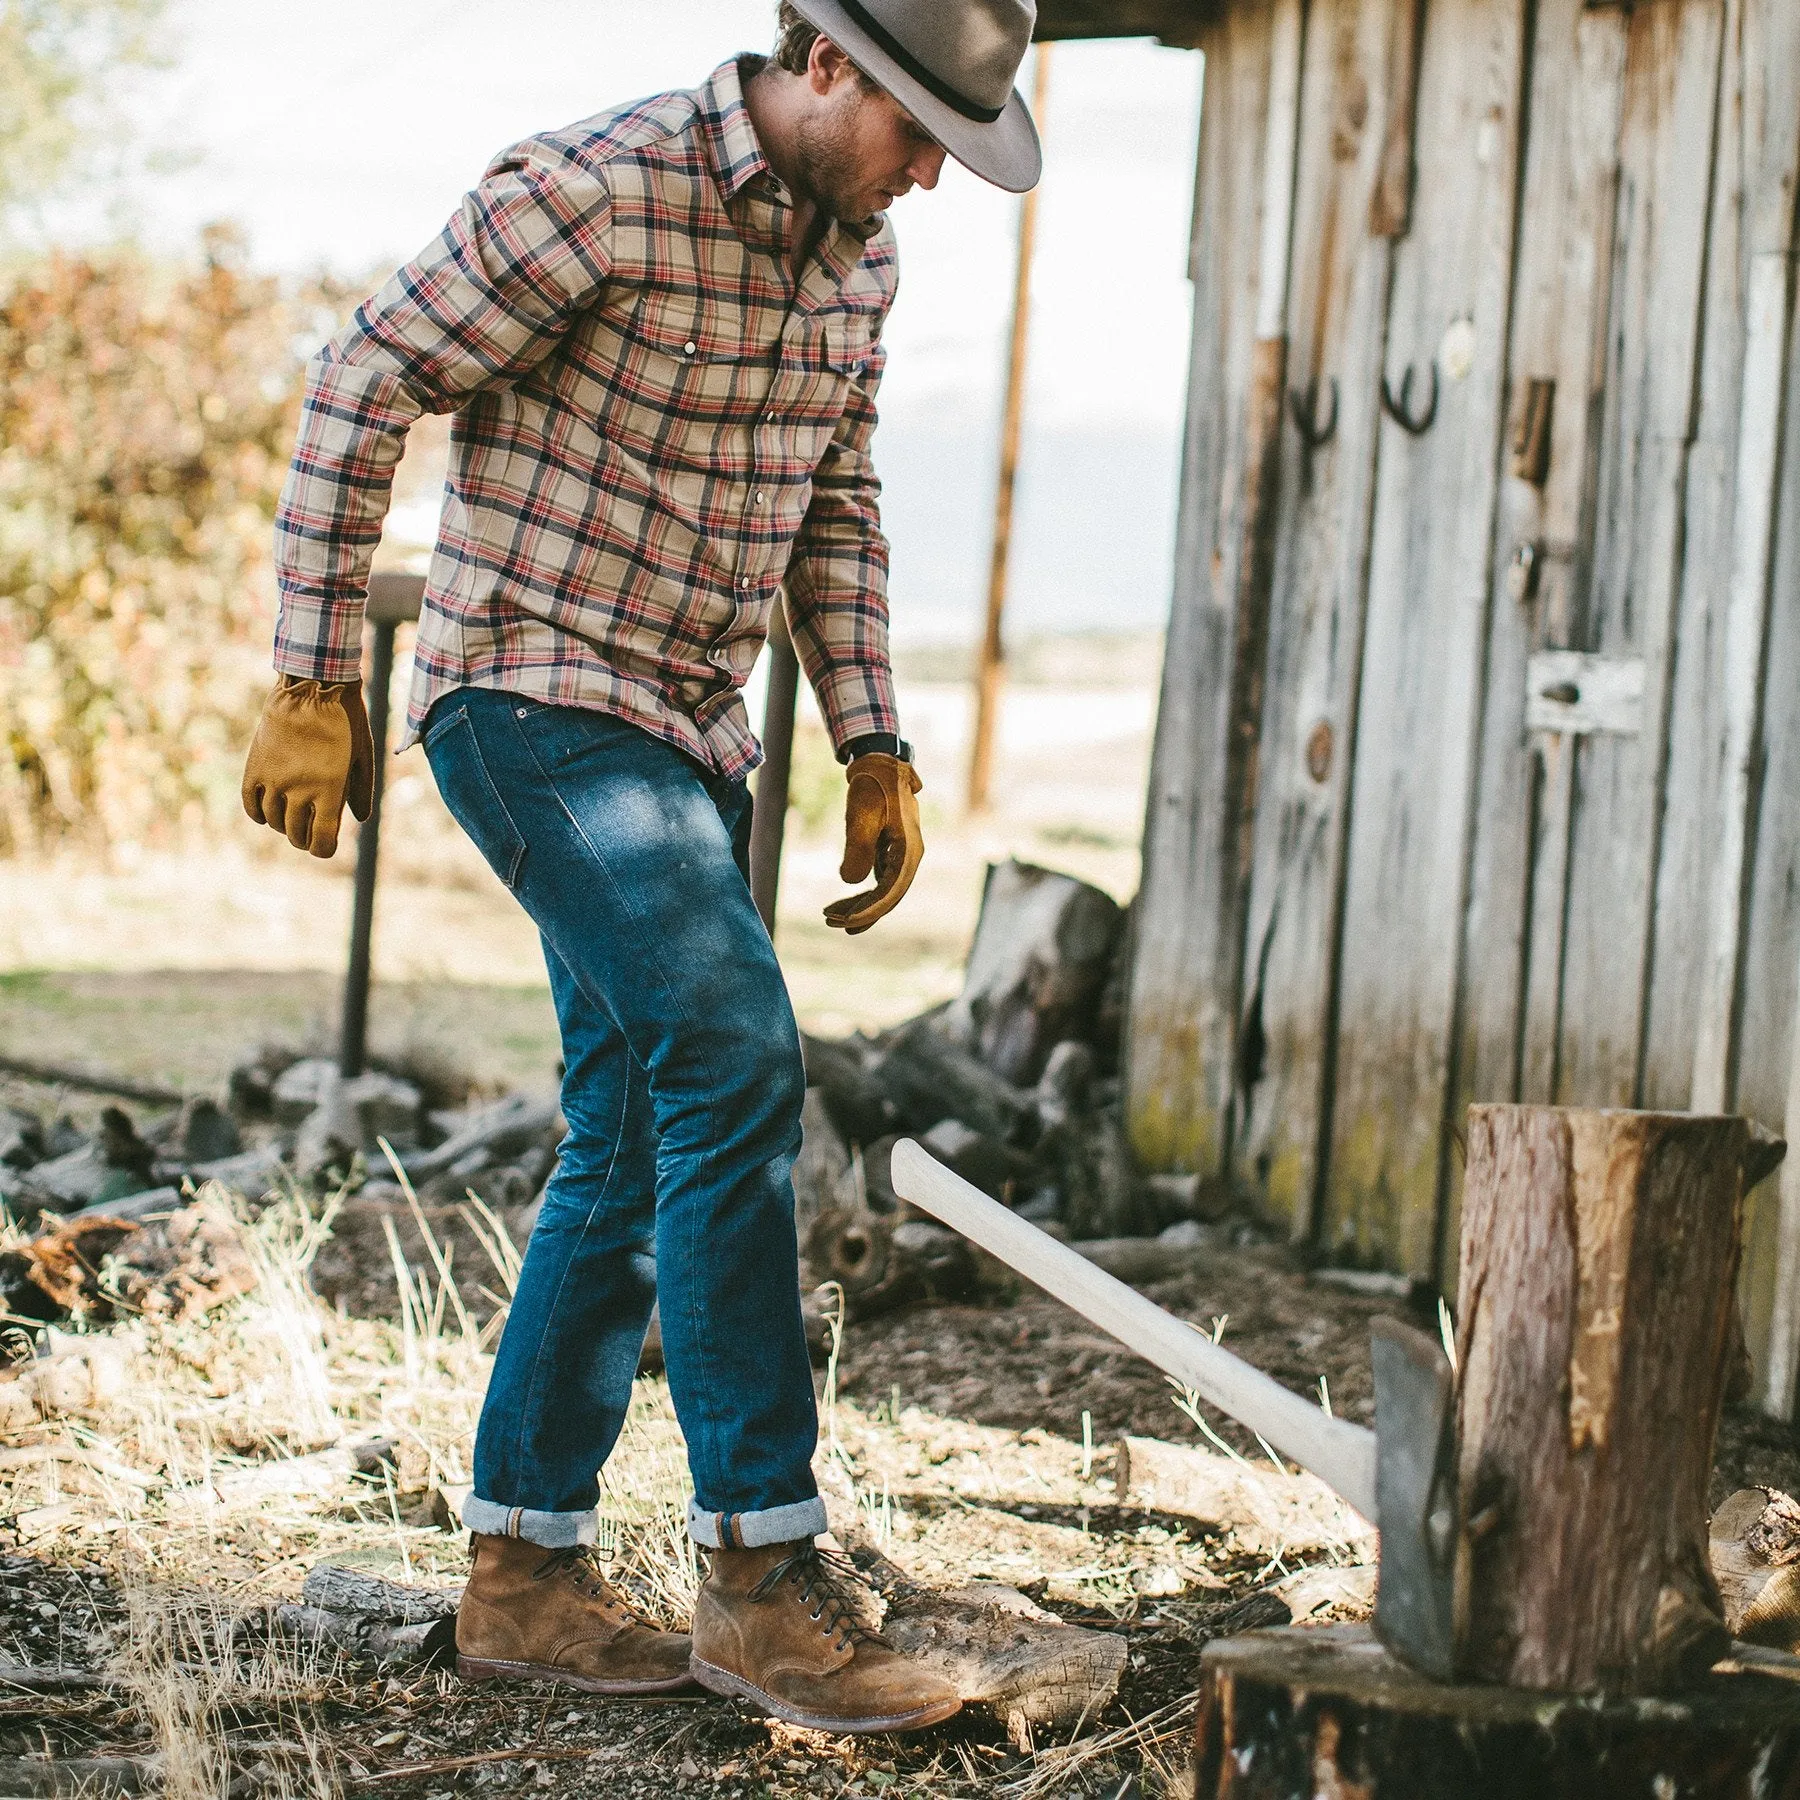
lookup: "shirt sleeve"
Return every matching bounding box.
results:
[783,331,901,756]
[272,146,615,682]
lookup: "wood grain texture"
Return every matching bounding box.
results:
[1455,1105,1746,1691]
[1237,0,1406,1239]
[1193,1624,1800,1798]
[1322,0,1530,1277]
[1125,0,1276,1180]
[1451,0,1629,1263]
[1733,71,1800,1410]
[1553,0,1724,1113]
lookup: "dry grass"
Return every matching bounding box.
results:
[0,1171,1347,1797]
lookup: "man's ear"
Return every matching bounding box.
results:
[807,33,860,96]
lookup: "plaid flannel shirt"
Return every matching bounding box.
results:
[272,56,900,777]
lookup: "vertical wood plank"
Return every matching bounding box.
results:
[1641,0,1746,1116]
[1124,1,1276,1181]
[1726,0,1800,1415]
[1455,0,1629,1179]
[1321,0,1530,1276]
[1689,0,1800,1116]
[1236,0,1408,1235]
[1553,0,1725,1112]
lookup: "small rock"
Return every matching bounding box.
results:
[270,1058,340,1126]
[0,1108,45,1171]
[343,1072,423,1152]
[1157,1218,1210,1248]
[179,1097,241,1164]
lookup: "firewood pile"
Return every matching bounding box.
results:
[0,859,1210,1339]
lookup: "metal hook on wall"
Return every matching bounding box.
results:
[1381,361,1440,435]
[1288,376,1339,449]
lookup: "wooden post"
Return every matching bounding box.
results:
[966,43,1051,815]
[339,573,423,1079]
[749,603,801,936]
[1454,1105,1772,1692]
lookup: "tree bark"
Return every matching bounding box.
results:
[1454,1106,1767,1691]
[1193,1623,1800,1799]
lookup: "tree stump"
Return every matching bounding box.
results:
[1193,1624,1800,1799]
[1454,1107,1777,1691]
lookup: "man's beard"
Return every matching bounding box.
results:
[793,90,877,225]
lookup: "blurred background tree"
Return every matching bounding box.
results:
[0,234,341,854]
[0,0,166,225]
[0,0,352,856]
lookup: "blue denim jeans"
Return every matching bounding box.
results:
[422,687,826,1552]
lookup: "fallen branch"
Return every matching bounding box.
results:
[0,1056,184,1107]
[0,1755,152,1795]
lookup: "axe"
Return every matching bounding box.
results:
[890,1139,1462,1677]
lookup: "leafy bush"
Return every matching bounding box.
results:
[0,230,342,853]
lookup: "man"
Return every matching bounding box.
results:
[241,0,1041,1740]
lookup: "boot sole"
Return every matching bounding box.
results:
[457,1654,697,1696]
[688,1655,962,1735]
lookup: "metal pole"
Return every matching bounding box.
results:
[339,618,395,1079]
[749,601,801,936]
[967,41,1052,814]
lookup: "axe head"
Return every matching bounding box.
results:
[1370,1315,1461,1678]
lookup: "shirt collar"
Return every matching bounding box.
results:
[699,56,774,203]
[699,54,886,248]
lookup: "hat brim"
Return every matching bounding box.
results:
[785,0,1043,193]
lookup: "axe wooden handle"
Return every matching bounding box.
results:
[889,1139,1378,1524]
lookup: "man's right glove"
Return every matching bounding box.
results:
[824,753,924,936]
[241,675,375,859]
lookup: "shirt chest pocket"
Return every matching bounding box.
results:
[609,290,773,437]
[786,313,877,424]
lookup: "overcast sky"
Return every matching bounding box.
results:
[99,2,1203,644]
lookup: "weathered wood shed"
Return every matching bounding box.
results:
[1034,0,1800,1410]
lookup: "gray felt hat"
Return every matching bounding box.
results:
[787,0,1042,193]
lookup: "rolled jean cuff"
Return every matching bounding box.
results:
[687,1495,828,1549]
[463,1495,598,1548]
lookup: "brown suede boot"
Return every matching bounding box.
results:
[456,1535,695,1694]
[690,1540,961,1733]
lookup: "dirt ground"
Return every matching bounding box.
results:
[6,646,1800,1797]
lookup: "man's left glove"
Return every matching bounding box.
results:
[240,676,375,860]
[824,753,924,936]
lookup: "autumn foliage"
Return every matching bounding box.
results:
[0,230,341,853]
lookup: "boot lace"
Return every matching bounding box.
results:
[747,1543,880,1654]
[533,1546,634,1622]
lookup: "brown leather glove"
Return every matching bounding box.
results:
[824,753,924,935]
[241,676,375,859]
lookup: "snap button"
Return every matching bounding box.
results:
[684,340,697,356]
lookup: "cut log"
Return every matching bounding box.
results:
[1115,1434,1375,1561]
[1455,1106,1776,1691]
[275,1604,455,1668]
[800,1034,898,1148]
[274,1564,461,1668]
[1711,1488,1800,1650]
[802,1207,978,1319]
[301,1565,458,1621]
[942,860,1125,1085]
[849,1540,1127,1734]
[401,1095,562,1181]
[866,1017,1040,1147]
[1194,1624,1800,1799]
